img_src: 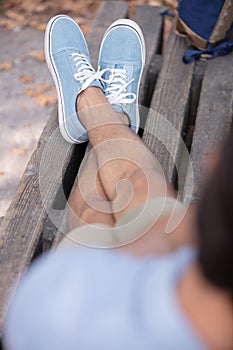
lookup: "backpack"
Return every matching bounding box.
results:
[175,0,233,63]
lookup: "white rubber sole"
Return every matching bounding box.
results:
[44,15,84,144]
[98,18,146,133]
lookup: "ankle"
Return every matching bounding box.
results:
[77,88,129,124]
[77,87,126,131]
[117,113,130,126]
[77,87,105,111]
[77,87,106,128]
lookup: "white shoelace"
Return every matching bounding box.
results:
[103,68,136,105]
[71,53,136,105]
[71,53,104,92]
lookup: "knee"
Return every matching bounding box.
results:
[69,197,114,229]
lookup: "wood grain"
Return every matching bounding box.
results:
[183,53,233,203]
[134,5,164,108]
[143,29,195,185]
[0,107,74,333]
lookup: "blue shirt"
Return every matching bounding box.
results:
[4,247,206,350]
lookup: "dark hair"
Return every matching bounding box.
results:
[198,130,233,293]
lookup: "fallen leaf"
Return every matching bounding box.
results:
[30,50,45,62]
[36,83,51,94]
[0,0,102,31]
[17,0,38,13]
[5,20,19,31]
[34,2,58,13]
[0,61,13,71]
[62,0,100,17]
[148,0,163,5]
[24,88,37,98]
[11,147,27,155]
[19,75,34,84]
[23,84,52,99]
[0,170,5,176]
[31,21,38,27]
[5,9,25,22]
[35,92,57,107]
[0,18,11,27]
[36,23,46,31]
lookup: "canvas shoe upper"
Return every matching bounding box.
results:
[45,15,103,143]
[98,19,146,133]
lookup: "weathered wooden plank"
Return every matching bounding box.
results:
[134,5,164,108]
[174,60,206,194]
[183,53,233,204]
[146,54,163,101]
[143,29,195,185]
[88,0,129,67]
[42,214,64,252]
[0,107,76,333]
[41,140,88,248]
[187,61,206,130]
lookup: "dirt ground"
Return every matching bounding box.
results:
[0,0,177,217]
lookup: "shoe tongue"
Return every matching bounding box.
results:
[88,79,103,90]
[102,64,124,81]
[114,64,125,79]
[111,104,124,114]
[114,64,124,70]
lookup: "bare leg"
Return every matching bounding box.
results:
[68,87,195,255]
[77,87,175,222]
[69,150,115,230]
[68,106,130,229]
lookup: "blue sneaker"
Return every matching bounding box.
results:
[98,19,146,133]
[44,15,103,143]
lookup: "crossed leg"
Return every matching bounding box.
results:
[67,87,196,255]
[69,87,175,228]
[69,148,115,229]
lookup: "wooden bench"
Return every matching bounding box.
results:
[0,0,233,340]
